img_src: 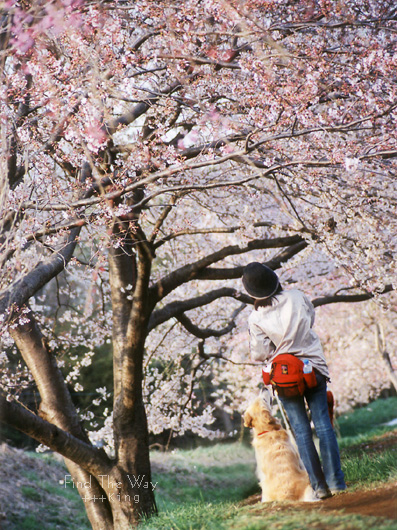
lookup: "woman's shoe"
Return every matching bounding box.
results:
[330,488,347,495]
[316,488,333,500]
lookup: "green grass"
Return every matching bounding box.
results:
[4,396,397,530]
[142,502,240,530]
[150,442,259,510]
[342,449,397,486]
[140,397,397,530]
[338,429,397,491]
[141,497,397,530]
[335,396,397,491]
[230,509,397,530]
[140,432,397,530]
[2,449,91,530]
[336,397,397,438]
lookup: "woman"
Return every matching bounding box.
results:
[242,261,346,499]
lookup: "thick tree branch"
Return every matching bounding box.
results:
[176,314,235,339]
[10,309,86,434]
[149,194,178,243]
[313,284,394,307]
[105,81,182,135]
[148,240,308,330]
[1,218,86,265]
[0,226,82,321]
[149,282,395,333]
[0,394,110,477]
[131,31,161,51]
[157,53,241,69]
[195,240,308,281]
[0,162,106,318]
[265,240,309,269]
[6,73,33,189]
[150,235,304,304]
[148,287,250,331]
[175,303,246,339]
[177,130,252,159]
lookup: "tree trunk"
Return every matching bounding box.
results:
[109,220,158,521]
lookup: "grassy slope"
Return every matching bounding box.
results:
[1,396,396,530]
[142,397,397,530]
[0,444,91,530]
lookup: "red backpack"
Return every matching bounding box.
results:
[262,354,314,397]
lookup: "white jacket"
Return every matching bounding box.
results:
[248,289,330,378]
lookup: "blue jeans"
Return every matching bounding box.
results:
[278,372,346,494]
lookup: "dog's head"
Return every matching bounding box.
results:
[244,396,281,432]
[259,387,273,410]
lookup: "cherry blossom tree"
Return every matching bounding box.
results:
[1,1,396,528]
[316,296,397,412]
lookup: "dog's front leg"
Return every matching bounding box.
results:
[261,492,272,502]
[260,482,272,503]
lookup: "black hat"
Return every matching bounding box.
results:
[242,262,280,299]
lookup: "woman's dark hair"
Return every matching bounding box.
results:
[254,284,283,310]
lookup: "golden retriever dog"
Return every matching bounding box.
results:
[244,395,317,502]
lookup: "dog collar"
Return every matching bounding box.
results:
[257,430,270,436]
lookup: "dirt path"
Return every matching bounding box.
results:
[244,482,397,520]
[309,483,397,519]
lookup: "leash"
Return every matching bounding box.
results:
[274,390,295,440]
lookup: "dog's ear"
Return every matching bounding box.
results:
[243,411,253,428]
[262,410,281,431]
[262,410,272,423]
[262,410,281,430]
